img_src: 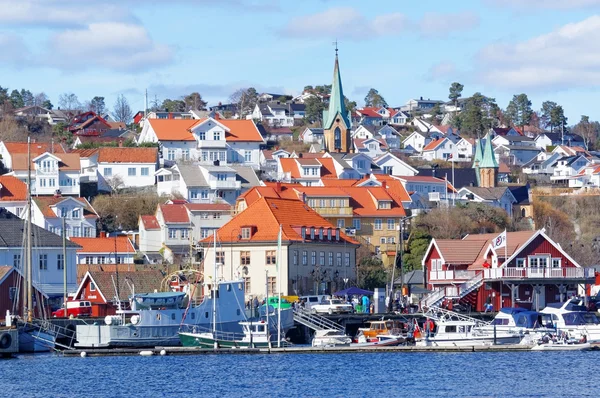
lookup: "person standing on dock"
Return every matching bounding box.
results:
[361,295,369,314]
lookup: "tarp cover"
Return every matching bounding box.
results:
[333,287,374,296]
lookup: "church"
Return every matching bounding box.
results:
[322,49,353,153]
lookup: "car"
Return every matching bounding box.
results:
[311,298,354,315]
[52,300,92,318]
[299,295,329,310]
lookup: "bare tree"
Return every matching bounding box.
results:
[229,87,258,119]
[106,175,125,194]
[58,92,81,111]
[112,94,133,124]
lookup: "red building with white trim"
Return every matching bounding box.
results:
[422,229,595,311]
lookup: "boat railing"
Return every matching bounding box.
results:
[179,323,245,342]
[24,319,77,350]
[422,306,490,328]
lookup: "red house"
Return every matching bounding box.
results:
[422,229,595,311]
[0,266,50,318]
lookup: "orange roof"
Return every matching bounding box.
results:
[148,119,197,141]
[342,187,406,217]
[0,176,27,201]
[322,179,361,187]
[294,187,349,197]
[70,236,135,254]
[279,158,301,179]
[12,152,80,171]
[98,147,158,163]
[3,141,66,156]
[203,197,358,244]
[148,118,263,142]
[159,204,190,223]
[371,175,412,202]
[422,138,446,151]
[70,148,99,158]
[33,196,97,219]
[140,215,160,230]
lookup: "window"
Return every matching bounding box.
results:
[240,251,250,265]
[388,237,395,244]
[266,250,276,265]
[84,227,92,237]
[310,227,315,239]
[103,167,113,177]
[168,229,177,239]
[72,208,80,218]
[302,251,307,266]
[128,167,136,176]
[13,254,21,268]
[244,150,252,162]
[311,251,316,266]
[302,167,310,175]
[201,228,211,239]
[319,251,325,266]
[216,251,225,265]
[311,168,318,176]
[552,258,561,268]
[167,149,175,161]
[39,254,48,270]
[49,179,55,187]
[85,256,93,265]
[337,219,345,228]
[380,237,387,244]
[383,166,393,175]
[181,150,189,161]
[330,199,336,207]
[345,253,350,267]
[319,199,326,208]
[201,191,209,199]
[387,219,395,230]
[181,229,189,240]
[141,167,149,176]
[293,250,298,265]
[267,276,277,295]
[336,252,342,266]
[199,131,206,140]
[191,191,198,199]
[244,277,251,293]
[241,227,251,239]
[374,219,382,230]
[357,160,365,169]
[90,282,96,291]
[98,256,105,265]
[352,219,361,230]
[328,252,333,266]
[334,127,341,150]
[57,254,64,270]
[213,131,221,140]
[516,258,525,267]
[72,227,80,237]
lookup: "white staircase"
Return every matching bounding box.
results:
[422,306,490,327]
[293,307,345,333]
[421,272,484,309]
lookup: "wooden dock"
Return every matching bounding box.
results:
[62,343,535,357]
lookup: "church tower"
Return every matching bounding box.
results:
[475,136,498,188]
[322,47,352,153]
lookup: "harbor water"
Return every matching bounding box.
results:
[1,351,598,397]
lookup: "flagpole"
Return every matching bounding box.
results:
[504,229,507,266]
[277,224,282,348]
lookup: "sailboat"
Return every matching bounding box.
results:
[178,226,291,348]
[15,136,57,352]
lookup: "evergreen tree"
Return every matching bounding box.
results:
[505,93,533,132]
[364,88,388,108]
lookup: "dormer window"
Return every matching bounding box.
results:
[213,131,222,140]
[310,227,315,239]
[319,228,324,240]
[327,228,332,241]
[199,131,206,140]
[335,229,340,241]
[301,227,306,239]
[241,227,252,240]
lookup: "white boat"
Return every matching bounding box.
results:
[540,299,600,343]
[476,307,555,345]
[532,340,591,351]
[416,319,522,347]
[312,329,352,347]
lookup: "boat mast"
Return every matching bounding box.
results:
[212,231,217,339]
[265,269,270,348]
[26,136,33,322]
[277,224,282,347]
[62,216,67,317]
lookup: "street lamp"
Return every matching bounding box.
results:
[388,214,417,313]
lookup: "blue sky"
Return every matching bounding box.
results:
[2,0,600,123]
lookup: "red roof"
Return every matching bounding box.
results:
[70,236,135,254]
[0,176,27,201]
[33,196,97,219]
[356,107,383,118]
[3,141,66,156]
[422,138,446,151]
[318,158,338,179]
[148,118,263,142]
[140,215,160,230]
[204,197,358,244]
[98,147,158,163]
[159,204,190,223]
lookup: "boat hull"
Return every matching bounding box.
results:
[531,342,591,351]
[18,329,56,353]
[178,332,272,349]
[416,335,519,347]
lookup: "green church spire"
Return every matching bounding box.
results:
[480,136,498,168]
[322,50,351,130]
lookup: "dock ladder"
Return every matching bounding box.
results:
[293,307,345,332]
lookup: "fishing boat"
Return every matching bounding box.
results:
[312,329,352,347]
[179,320,289,349]
[540,299,600,343]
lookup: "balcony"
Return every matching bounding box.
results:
[429,270,478,281]
[197,140,227,149]
[313,207,353,217]
[209,180,241,190]
[37,168,58,175]
[483,267,595,280]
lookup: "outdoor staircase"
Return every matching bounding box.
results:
[293,307,345,333]
[23,319,77,350]
[422,306,490,327]
[422,272,484,309]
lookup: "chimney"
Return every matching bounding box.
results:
[302,192,307,204]
[100,231,107,238]
[168,113,173,119]
[276,181,282,193]
[214,159,220,166]
[118,139,123,148]
[420,96,423,101]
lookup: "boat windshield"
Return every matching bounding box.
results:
[563,312,599,325]
[491,318,510,326]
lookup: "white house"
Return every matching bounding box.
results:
[0,141,66,170]
[402,131,427,153]
[96,147,158,191]
[377,125,401,149]
[353,137,386,158]
[421,137,454,161]
[455,137,474,162]
[299,127,324,144]
[456,187,517,217]
[9,152,81,196]
[260,149,290,173]
[32,195,98,238]
[351,125,376,140]
[0,176,27,218]
[372,153,418,176]
[248,103,294,127]
[411,118,444,134]
[137,117,264,169]
[325,153,373,179]
[550,155,592,184]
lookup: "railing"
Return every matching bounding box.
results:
[483,267,595,280]
[37,168,58,174]
[422,288,446,308]
[313,207,354,216]
[429,270,477,281]
[209,180,241,190]
[293,307,345,332]
[459,272,483,294]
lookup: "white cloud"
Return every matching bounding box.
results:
[45,23,173,71]
[426,62,457,81]
[0,33,31,67]
[476,15,600,90]
[280,7,478,40]
[486,0,600,9]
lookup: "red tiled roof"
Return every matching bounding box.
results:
[3,141,66,156]
[140,215,160,230]
[342,187,406,217]
[318,158,338,179]
[279,158,301,179]
[498,162,511,174]
[0,176,27,201]
[70,148,99,158]
[262,150,274,160]
[220,119,264,142]
[159,204,190,223]
[148,119,198,141]
[422,138,446,151]
[12,152,80,171]
[98,147,158,163]
[33,196,97,219]
[203,197,358,244]
[70,236,135,254]
[356,108,383,118]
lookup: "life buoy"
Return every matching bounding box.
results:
[0,332,12,349]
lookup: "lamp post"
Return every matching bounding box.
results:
[388,214,416,313]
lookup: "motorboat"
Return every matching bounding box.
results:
[531,332,592,351]
[351,320,407,347]
[476,308,555,345]
[540,299,600,343]
[416,319,522,347]
[179,320,289,349]
[312,329,352,347]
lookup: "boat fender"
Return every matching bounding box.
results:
[0,332,12,349]
[160,350,167,356]
[131,315,140,325]
[140,350,154,356]
[80,352,87,358]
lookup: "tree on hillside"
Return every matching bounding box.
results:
[505,93,533,132]
[88,96,106,115]
[533,200,573,244]
[112,94,133,124]
[573,115,600,150]
[33,92,49,108]
[161,98,186,112]
[357,256,388,291]
[452,92,499,137]
[550,105,567,133]
[229,87,258,118]
[344,97,357,114]
[540,101,557,131]
[20,89,34,107]
[448,82,464,109]
[304,96,325,125]
[183,92,207,111]
[364,88,388,108]
[58,92,81,111]
[9,89,23,109]
[0,86,8,106]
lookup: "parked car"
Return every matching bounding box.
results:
[51,300,92,318]
[299,295,329,310]
[311,298,354,315]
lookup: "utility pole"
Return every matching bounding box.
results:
[62,217,67,318]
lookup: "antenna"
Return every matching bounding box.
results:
[333,39,339,57]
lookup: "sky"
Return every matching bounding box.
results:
[2,0,600,123]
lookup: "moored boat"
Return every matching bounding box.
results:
[312,329,352,347]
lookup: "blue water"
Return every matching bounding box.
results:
[1,351,597,397]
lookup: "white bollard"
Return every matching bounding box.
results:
[80,352,87,358]
[160,350,167,356]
